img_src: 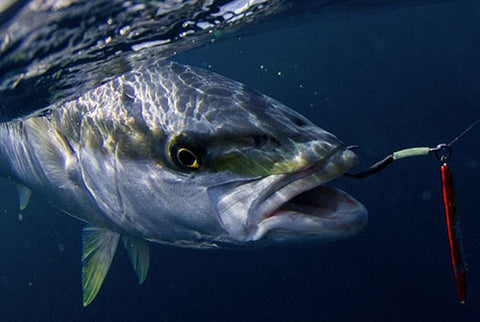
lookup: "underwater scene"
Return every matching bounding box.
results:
[1,0,480,321]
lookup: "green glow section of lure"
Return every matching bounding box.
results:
[392,147,431,160]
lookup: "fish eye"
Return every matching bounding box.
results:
[169,140,203,171]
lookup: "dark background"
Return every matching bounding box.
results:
[1,0,480,321]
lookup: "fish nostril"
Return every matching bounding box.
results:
[251,134,268,147]
[250,134,281,148]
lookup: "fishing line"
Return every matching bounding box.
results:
[345,117,480,178]
[449,118,480,147]
[344,116,480,304]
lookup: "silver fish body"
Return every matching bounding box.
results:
[0,60,367,304]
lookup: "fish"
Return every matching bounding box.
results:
[0,60,367,306]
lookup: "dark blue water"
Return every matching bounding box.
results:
[1,1,480,321]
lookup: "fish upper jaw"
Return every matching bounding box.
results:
[208,148,368,243]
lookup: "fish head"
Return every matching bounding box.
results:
[72,61,366,246]
[123,62,368,245]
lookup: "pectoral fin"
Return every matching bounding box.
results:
[122,236,150,284]
[82,226,120,306]
[16,183,32,210]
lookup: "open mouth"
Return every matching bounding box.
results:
[248,171,368,241]
[267,185,359,219]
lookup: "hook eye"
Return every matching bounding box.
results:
[432,144,452,162]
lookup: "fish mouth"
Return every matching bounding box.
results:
[209,148,368,243]
[249,173,367,242]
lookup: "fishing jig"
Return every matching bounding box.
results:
[346,118,480,304]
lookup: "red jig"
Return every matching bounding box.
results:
[441,163,467,303]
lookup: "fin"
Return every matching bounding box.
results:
[122,236,150,284]
[82,226,120,306]
[16,184,32,210]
